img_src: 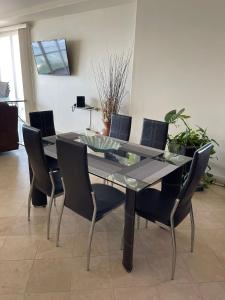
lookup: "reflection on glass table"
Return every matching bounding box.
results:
[156,151,191,166]
[44,131,192,192]
[107,173,148,192]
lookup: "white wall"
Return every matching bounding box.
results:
[30,0,225,181]
[131,0,225,182]
[31,2,136,133]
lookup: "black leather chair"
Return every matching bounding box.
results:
[29,110,56,137]
[109,113,132,141]
[140,118,168,150]
[22,125,63,239]
[135,143,213,279]
[56,138,125,270]
[137,118,169,228]
[29,110,57,205]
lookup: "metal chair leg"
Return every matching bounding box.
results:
[28,177,34,221]
[47,190,54,240]
[190,204,195,253]
[56,195,65,247]
[170,225,177,280]
[87,218,96,271]
[87,192,97,271]
[136,216,148,229]
[136,215,140,230]
[145,219,148,229]
[47,171,56,240]
[170,198,180,280]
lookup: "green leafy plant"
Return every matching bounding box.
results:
[165,108,191,129]
[164,108,219,188]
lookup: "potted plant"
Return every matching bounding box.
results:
[164,108,219,188]
[93,52,131,135]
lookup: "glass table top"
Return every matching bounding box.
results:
[43,132,192,192]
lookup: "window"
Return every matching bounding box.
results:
[0,31,24,101]
[0,30,25,142]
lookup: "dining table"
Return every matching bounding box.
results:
[37,131,191,273]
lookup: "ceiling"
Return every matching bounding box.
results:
[0,0,134,27]
[0,0,58,15]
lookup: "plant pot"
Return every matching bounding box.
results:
[184,146,197,158]
[168,142,196,157]
[168,142,186,155]
[102,121,110,136]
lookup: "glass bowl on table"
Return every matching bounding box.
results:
[79,135,121,153]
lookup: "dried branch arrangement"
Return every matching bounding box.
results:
[93,51,132,123]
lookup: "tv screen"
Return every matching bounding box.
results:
[32,39,70,75]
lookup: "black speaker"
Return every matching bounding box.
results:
[77,96,85,108]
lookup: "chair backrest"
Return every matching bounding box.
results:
[29,110,56,137]
[140,118,168,150]
[56,138,94,221]
[175,143,213,225]
[22,124,52,195]
[161,167,184,198]
[109,113,132,141]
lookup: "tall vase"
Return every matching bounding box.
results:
[102,121,110,136]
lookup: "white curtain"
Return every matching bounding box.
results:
[0,29,26,143]
[0,30,24,101]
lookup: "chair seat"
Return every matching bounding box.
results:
[92,184,125,221]
[136,188,177,227]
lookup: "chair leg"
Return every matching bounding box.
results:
[86,192,97,271]
[56,196,65,247]
[170,198,180,280]
[28,177,34,222]
[136,217,148,229]
[145,219,148,229]
[86,218,96,271]
[170,225,177,280]
[47,190,54,240]
[190,204,195,253]
[136,215,140,230]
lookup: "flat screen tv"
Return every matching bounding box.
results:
[32,39,70,75]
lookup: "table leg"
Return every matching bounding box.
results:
[122,188,136,272]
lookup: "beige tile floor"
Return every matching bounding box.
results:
[0,148,225,299]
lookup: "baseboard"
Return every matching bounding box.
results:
[213,174,225,186]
